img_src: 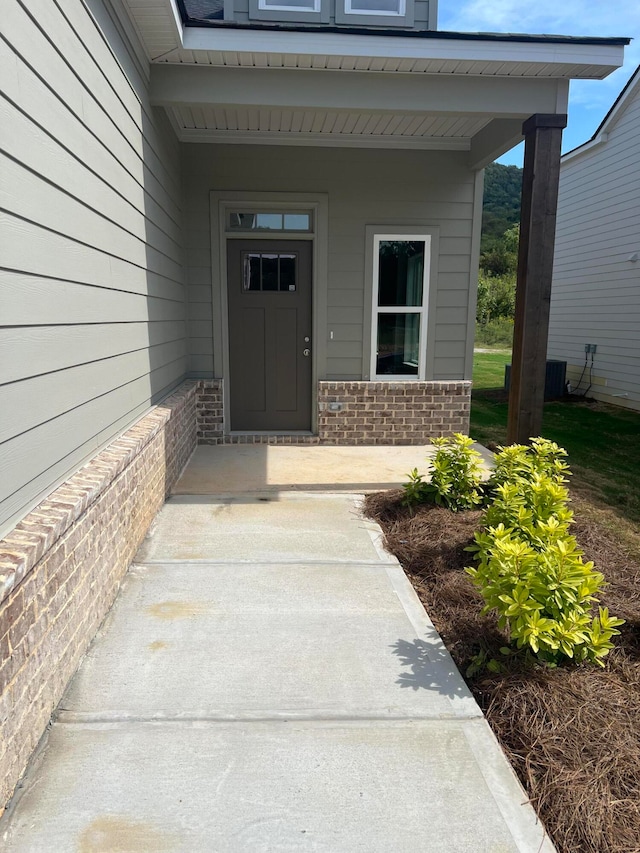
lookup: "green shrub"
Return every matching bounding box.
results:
[489,438,570,491]
[474,317,514,348]
[476,272,516,324]
[466,440,624,668]
[403,434,484,512]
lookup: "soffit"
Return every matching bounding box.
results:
[159,49,613,79]
[168,104,491,147]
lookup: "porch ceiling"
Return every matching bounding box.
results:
[167,104,492,148]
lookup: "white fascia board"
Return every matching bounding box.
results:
[167,0,186,45]
[182,27,624,76]
[561,133,609,165]
[562,67,640,163]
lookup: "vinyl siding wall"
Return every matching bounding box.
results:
[548,87,640,411]
[182,144,475,382]
[0,0,188,538]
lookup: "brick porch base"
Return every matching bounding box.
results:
[196,380,472,445]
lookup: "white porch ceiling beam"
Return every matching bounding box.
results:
[181,28,624,78]
[468,77,568,169]
[150,65,566,118]
[468,119,526,170]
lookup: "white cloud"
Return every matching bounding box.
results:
[439,1,639,118]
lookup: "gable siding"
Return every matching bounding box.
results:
[182,144,474,381]
[0,0,187,538]
[230,0,434,29]
[548,86,640,411]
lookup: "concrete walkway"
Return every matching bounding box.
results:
[1,449,553,852]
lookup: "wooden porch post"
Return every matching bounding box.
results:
[506,113,567,445]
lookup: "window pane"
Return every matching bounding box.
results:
[243,254,262,291]
[283,213,311,231]
[261,254,279,291]
[376,314,420,375]
[279,255,297,291]
[261,0,317,8]
[378,241,424,307]
[232,213,257,229]
[254,213,283,230]
[349,0,402,12]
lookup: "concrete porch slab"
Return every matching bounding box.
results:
[1,719,551,853]
[135,493,388,564]
[59,561,480,721]
[173,443,494,495]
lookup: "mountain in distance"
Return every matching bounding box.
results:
[482,162,523,252]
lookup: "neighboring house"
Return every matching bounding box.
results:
[548,65,640,411]
[0,0,628,809]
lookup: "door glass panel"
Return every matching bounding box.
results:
[376,314,420,375]
[261,254,279,291]
[279,255,297,291]
[243,254,262,291]
[242,253,298,292]
[378,241,425,307]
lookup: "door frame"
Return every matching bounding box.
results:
[210,191,329,435]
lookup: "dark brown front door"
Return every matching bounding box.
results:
[227,239,312,431]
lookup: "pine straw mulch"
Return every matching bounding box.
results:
[364,490,640,853]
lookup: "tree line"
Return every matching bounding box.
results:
[477,163,523,346]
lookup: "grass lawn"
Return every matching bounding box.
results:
[471,349,640,528]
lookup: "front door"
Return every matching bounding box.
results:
[227,239,312,431]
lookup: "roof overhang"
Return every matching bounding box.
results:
[123,0,628,166]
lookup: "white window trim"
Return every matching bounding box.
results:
[344,0,405,16]
[370,233,431,381]
[258,0,321,11]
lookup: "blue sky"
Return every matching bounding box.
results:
[438,1,640,166]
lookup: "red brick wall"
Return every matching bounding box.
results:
[0,383,197,810]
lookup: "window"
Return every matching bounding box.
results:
[345,0,405,15]
[229,211,312,232]
[258,0,319,9]
[335,0,412,25]
[370,236,430,379]
[250,0,327,21]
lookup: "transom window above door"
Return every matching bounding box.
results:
[229,211,312,232]
[242,252,298,292]
[370,236,430,379]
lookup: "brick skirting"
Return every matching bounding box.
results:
[195,380,471,445]
[0,382,197,810]
[196,379,223,444]
[318,381,472,444]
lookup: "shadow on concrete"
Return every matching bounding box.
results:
[392,637,470,702]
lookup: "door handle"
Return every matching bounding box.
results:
[303,348,310,357]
